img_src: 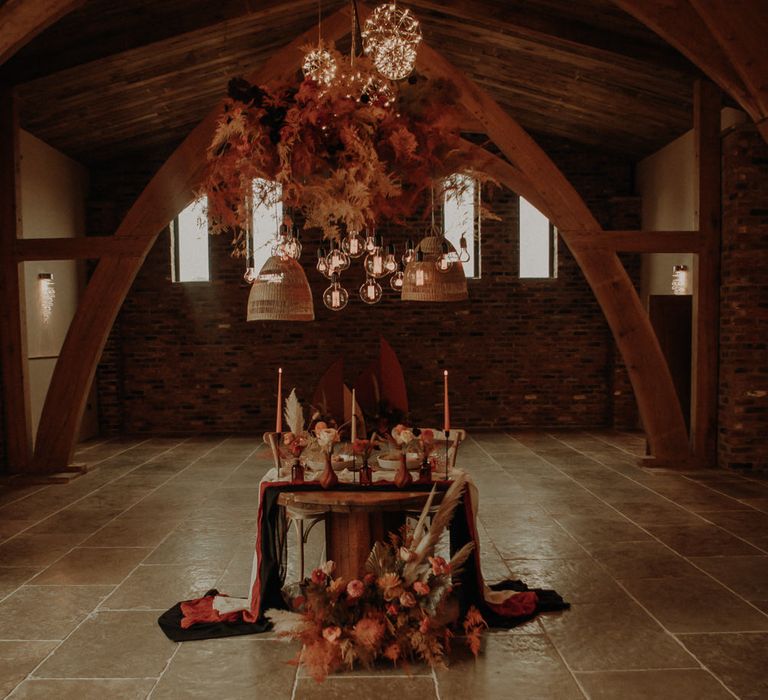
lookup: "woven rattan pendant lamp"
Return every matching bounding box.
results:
[247,254,315,321]
[401,235,468,302]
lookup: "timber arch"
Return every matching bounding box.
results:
[27,5,692,472]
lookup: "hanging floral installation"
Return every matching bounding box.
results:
[203,45,485,257]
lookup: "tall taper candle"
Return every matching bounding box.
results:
[351,388,357,443]
[443,370,450,432]
[276,367,283,433]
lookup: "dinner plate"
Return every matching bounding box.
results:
[376,452,421,471]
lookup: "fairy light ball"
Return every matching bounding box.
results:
[362,3,422,81]
[302,48,338,86]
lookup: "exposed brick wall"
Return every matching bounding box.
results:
[719,125,768,471]
[92,142,640,435]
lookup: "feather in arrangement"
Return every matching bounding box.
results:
[403,473,469,584]
[284,388,305,436]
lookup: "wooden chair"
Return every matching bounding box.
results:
[419,428,466,470]
[263,432,326,581]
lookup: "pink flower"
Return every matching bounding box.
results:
[413,581,430,595]
[429,556,451,576]
[310,568,325,585]
[399,591,417,608]
[322,625,341,643]
[419,617,430,633]
[346,579,364,599]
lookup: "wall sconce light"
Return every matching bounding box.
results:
[671,265,689,295]
[38,273,56,323]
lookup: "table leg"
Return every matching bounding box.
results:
[326,511,408,581]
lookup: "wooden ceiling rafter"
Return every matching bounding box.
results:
[11,0,702,160]
[613,0,768,143]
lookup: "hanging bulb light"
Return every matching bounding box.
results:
[414,250,427,287]
[342,229,365,258]
[282,228,302,260]
[435,239,454,273]
[244,255,257,284]
[323,273,349,311]
[390,262,405,291]
[326,238,350,274]
[360,276,383,304]
[384,243,398,273]
[402,238,416,265]
[458,235,471,263]
[364,229,378,254]
[364,234,387,278]
[316,246,329,277]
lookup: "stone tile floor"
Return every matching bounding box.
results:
[0,432,767,698]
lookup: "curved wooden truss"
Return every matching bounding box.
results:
[5,0,746,473]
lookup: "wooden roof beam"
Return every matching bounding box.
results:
[13,236,147,261]
[0,0,84,67]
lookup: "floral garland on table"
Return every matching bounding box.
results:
[268,474,487,681]
[203,46,493,256]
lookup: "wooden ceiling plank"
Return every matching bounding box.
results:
[409,0,695,73]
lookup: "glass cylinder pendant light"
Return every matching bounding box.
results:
[390,262,405,291]
[243,255,257,284]
[342,229,365,258]
[316,246,329,277]
[360,277,383,304]
[323,273,349,311]
[402,238,416,265]
[364,235,387,278]
[384,243,398,273]
[364,230,378,255]
[458,235,471,263]
[435,240,454,273]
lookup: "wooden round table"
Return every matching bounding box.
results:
[278,490,437,581]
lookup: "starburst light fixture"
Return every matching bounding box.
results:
[362,3,422,81]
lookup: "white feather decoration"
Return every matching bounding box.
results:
[283,388,304,436]
[265,608,306,637]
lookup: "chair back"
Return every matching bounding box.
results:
[419,428,466,469]
[262,432,282,472]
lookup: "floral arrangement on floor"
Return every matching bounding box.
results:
[268,474,487,681]
[203,45,495,255]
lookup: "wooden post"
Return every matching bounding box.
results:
[691,79,722,467]
[0,84,33,473]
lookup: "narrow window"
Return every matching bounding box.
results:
[443,173,480,279]
[251,178,283,273]
[519,196,556,278]
[171,197,209,282]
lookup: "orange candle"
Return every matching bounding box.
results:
[443,370,450,432]
[276,367,283,433]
